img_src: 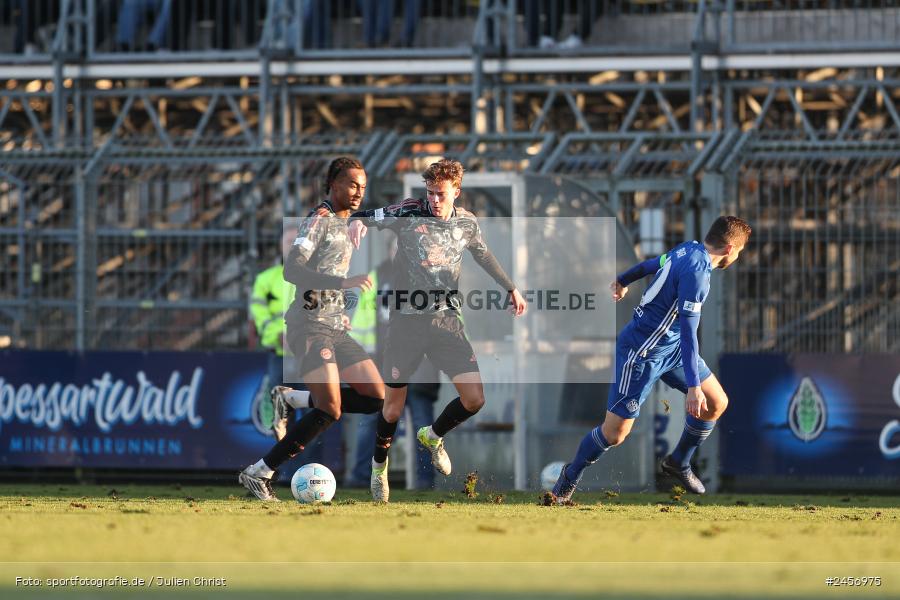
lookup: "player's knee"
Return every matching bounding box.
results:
[604,429,628,446]
[600,423,629,446]
[358,382,385,400]
[318,398,342,420]
[710,392,729,419]
[382,401,404,423]
[460,392,485,413]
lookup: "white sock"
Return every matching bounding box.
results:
[253,459,275,479]
[284,389,311,409]
[426,425,441,441]
[372,458,386,470]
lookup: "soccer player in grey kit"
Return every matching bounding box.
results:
[349,158,527,502]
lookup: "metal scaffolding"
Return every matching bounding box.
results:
[2,1,899,357]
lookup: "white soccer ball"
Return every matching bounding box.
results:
[540,461,566,491]
[290,463,336,503]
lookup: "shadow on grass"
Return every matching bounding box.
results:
[1,484,900,510]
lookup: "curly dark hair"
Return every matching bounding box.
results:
[324,157,364,194]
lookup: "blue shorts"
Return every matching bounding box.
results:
[607,341,712,420]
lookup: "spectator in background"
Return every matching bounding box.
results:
[210,0,262,50]
[399,0,419,47]
[13,0,60,54]
[357,1,419,48]
[267,0,300,50]
[526,0,594,50]
[116,0,173,51]
[358,0,392,47]
[303,0,331,49]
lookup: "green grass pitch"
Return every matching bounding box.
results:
[1,483,898,599]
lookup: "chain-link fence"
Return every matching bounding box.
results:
[716,133,900,354]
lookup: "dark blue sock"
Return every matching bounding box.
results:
[565,427,611,482]
[670,414,716,469]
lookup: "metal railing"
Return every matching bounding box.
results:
[722,0,900,53]
[712,131,900,354]
[6,0,899,63]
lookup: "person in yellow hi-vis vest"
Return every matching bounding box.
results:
[249,227,311,438]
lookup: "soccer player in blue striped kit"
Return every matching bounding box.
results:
[553,216,752,500]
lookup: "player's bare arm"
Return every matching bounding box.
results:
[509,288,527,316]
[348,219,368,249]
[342,273,373,291]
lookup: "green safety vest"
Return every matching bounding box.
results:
[249,264,295,356]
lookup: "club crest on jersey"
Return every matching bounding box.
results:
[320,348,333,361]
[676,248,687,258]
[788,376,827,442]
[451,227,464,241]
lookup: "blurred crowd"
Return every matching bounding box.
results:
[2,0,602,54]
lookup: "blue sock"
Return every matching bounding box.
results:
[670,414,715,469]
[565,427,611,482]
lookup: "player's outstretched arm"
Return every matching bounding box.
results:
[610,280,628,301]
[616,256,663,287]
[508,288,527,316]
[466,232,525,316]
[348,198,424,248]
[342,273,374,292]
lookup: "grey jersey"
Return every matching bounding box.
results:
[353,198,514,314]
[285,201,352,328]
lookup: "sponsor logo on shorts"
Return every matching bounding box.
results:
[320,348,333,360]
[626,400,639,414]
[391,367,400,380]
[469,354,477,362]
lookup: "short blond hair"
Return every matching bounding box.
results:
[422,158,464,189]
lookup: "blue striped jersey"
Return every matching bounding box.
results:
[619,240,712,357]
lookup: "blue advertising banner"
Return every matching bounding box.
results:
[719,354,900,478]
[0,350,336,472]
